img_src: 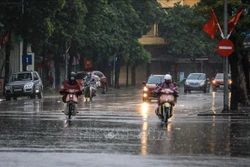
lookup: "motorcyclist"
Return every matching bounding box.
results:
[83,72,97,96]
[59,72,82,114]
[154,74,179,105]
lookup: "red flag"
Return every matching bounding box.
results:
[0,32,9,49]
[84,57,92,69]
[203,10,221,38]
[228,9,243,35]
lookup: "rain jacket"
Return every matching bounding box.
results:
[154,82,179,104]
[59,79,82,102]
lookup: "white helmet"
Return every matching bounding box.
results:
[164,74,172,81]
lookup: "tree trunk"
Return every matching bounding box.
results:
[55,51,61,89]
[229,51,250,110]
[3,30,11,96]
[132,66,136,86]
[126,64,129,87]
[190,57,196,72]
[242,52,250,95]
[115,56,120,88]
[42,43,48,86]
[229,34,250,110]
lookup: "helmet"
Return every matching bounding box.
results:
[69,71,76,81]
[164,74,172,82]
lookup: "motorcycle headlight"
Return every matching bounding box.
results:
[24,83,33,89]
[143,86,148,91]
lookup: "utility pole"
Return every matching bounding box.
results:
[223,0,229,112]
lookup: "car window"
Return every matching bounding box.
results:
[215,73,223,79]
[33,73,39,80]
[187,74,205,80]
[215,73,231,79]
[10,73,32,81]
[9,74,18,81]
[147,76,164,84]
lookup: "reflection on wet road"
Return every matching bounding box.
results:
[0,87,249,166]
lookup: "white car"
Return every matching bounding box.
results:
[4,71,43,101]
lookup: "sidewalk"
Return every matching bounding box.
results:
[197,107,250,117]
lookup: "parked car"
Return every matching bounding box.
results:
[76,70,108,94]
[142,74,165,102]
[184,73,210,93]
[211,73,232,92]
[4,71,43,101]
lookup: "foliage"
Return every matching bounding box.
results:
[158,2,218,67]
[81,0,165,68]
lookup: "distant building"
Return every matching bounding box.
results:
[119,0,222,86]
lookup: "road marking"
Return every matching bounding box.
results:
[219,46,232,50]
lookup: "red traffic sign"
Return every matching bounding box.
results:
[217,39,234,57]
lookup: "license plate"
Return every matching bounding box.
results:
[14,89,22,92]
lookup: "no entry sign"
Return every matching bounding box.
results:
[217,39,234,57]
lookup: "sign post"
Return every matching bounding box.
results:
[217,38,234,112]
[222,0,229,112]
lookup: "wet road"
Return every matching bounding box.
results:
[0,86,250,167]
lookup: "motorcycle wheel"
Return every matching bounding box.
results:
[163,107,170,123]
[68,102,73,119]
[89,88,93,101]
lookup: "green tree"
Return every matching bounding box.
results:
[0,0,65,89]
[47,0,87,86]
[158,2,217,72]
[82,0,165,87]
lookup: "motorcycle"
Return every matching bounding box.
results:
[154,88,177,123]
[63,89,79,119]
[82,79,97,102]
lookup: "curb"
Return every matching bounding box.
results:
[197,111,249,116]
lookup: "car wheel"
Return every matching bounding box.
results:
[102,83,107,94]
[13,96,17,100]
[188,90,191,93]
[203,89,207,93]
[213,87,217,92]
[30,88,36,99]
[184,89,187,93]
[5,96,11,101]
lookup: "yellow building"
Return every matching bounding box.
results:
[158,0,200,8]
[139,0,200,45]
[119,0,200,86]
